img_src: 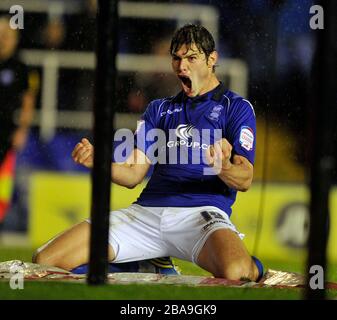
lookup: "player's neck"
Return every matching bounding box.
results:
[199,74,220,96]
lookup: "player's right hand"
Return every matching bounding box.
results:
[206,138,232,172]
[72,138,94,169]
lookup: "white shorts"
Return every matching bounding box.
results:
[86,204,244,264]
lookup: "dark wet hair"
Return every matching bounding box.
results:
[170,24,216,59]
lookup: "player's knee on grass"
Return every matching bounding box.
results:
[32,248,61,268]
[32,251,37,263]
[214,258,256,281]
[32,249,44,264]
[32,248,52,266]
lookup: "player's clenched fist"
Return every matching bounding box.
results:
[72,138,94,169]
[206,138,232,172]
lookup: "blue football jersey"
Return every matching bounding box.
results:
[134,83,256,217]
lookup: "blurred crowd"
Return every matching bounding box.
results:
[1,0,315,117]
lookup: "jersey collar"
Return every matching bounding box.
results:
[172,82,227,104]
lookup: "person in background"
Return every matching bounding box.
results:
[0,16,36,229]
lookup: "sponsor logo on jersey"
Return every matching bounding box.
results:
[175,124,195,141]
[166,140,208,149]
[207,105,223,121]
[239,126,254,151]
[165,124,209,150]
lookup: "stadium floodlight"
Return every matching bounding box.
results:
[88,0,119,285]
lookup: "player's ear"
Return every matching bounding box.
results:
[207,51,218,70]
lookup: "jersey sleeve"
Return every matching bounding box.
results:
[133,100,160,163]
[225,99,256,165]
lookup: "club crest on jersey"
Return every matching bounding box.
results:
[207,105,223,121]
[175,124,195,141]
[239,126,254,151]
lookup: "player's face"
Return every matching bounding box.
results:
[171,43,217,97]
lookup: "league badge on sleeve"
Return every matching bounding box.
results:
[239,126,254,151]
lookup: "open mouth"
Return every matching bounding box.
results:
[178,75,192,90]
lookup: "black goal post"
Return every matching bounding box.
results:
[305,0,337,300]
[88,0,119,285]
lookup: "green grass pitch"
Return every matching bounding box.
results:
[1,247,337,300]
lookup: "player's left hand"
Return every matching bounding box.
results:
[72,138,94,168]
[206,138,232,172]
